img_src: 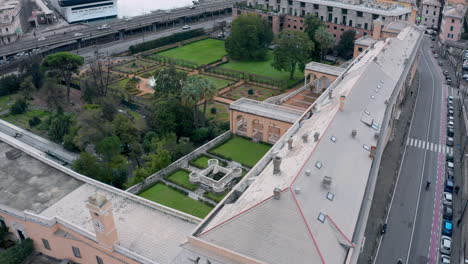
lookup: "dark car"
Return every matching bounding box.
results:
[443,70,449,76]
[444,205,453,220]
[445,180,454,193]
[446,153,454,162]
[431,37,436,41]
[446,169,454,181]
[447,136,454,147]
[447,127,454,137]
[447,79,452,85]
[442,219,453,236]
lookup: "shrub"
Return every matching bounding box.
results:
[28,116,41,127]
[129,29,206,54]
[210,107,217,114]
[10,99,28,115]
[248,89,254,95]
[0,238,34,264]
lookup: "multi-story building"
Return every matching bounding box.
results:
[0,0,23,45]
[420,0,441,29]
[439,4,465,42]
[235,0,413,41]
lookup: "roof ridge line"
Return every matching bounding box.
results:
[327,215,356,247]
[290,188,326,264]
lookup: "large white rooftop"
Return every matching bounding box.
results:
[230,98,303,123]
[191,24,423,264]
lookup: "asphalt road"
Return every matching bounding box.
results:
[374,35,455,264]
[75,17,231,62]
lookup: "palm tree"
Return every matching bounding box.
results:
[182,76,203,128]
[200,79,218,125]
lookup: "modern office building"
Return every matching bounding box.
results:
[0,0,24,45]
[49,0,118,23]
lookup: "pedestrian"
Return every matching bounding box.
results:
[455,185,460,194]
[410,91,413,96]
[458,90,460,95]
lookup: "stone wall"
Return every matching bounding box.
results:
[126,131,232,194]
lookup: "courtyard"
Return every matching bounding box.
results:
[157,39,227,66]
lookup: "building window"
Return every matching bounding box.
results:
[349,20,353,27]
[237,10,241,15]
[448,33,451,38]
[42,239,51,250]
[342,16,347,25]
[96,256,104,264]
[425,18,427,21]
[433,11,436,15]
[333,33,336,37]
[314,4,319,9]
[426,9,428,14]
[288,0,293,5]
[432,19,435,22]
[358,47,363,52]
[0,218,6,229]
[333,26,337,29]
[452,19,455,23]
[364,23,368,30]
[300,2,305,7]
[334,17,338,24]
[372,14,378,20]
[342,9,348,14]
[300,27,303,30]
[320,16,323,21]
[450,26,454,31]
[363,32,367,36]
[302,10,305,16]
[357,11,363,17]
[293,25,297,29]
[341,28,344,31]
[72,247,81,258]
[328,13,332,22]
[288,24,291,28]
[327,6,333,12]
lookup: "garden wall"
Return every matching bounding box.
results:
[126,131,232,194]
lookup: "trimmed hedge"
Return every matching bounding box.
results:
[130,29,206,54]
[0,238,34,264]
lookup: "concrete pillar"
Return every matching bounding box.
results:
[246,116,253,139]
[77,40,82,49]
[119,30,124,40]
[373,19,383,40]
[152,23,157,31]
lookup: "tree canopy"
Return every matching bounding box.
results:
[272,30,314,80]
[42,52,84,102]
[337,30,356,59]
[314,26,335,62]
[225,14,273,61]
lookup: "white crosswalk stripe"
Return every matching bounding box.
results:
[406,137,453,154]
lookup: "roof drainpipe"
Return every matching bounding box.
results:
[287,138,293,150]
[273,187,281,200]
[273,156,282,174]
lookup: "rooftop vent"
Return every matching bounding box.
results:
[330,136,337,142]
[287,138,293,150]
[318,213,326,223]
[295,187,301,194]
[352,129,357,138]
[273,156,282,174]
[363,144,370,151]
[305,170,312,176]
[314,132,320,142]
[315,161,323,169]
[374,132,379,140]
[322,176,332,189]
[273,187,281,200]
[5,149,22,160]
[339,95,346,111]
[328,90,333,99]
[302,133,309,143]
[327,192,335,201]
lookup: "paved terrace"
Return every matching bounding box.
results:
[0,132,198,264]
[300,0,412,16]
[230,98,303,123]
[190,25,422,264]
[305,62,345,77]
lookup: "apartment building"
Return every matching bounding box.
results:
[439,5,465,42]
[235,0,413,41]
[420,0,441,29]
[0,0,23,45]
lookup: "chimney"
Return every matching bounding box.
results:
[339,95,346,111]
[328,90,333,99]
[273,187,281,200]
[370,146,377,158]
[273,156,282,174]
[87,193,119,250]
[287,138,293,150]
[372,19,383,40]
[302,133,309,143]
[351,129,357,138]
[305,170,311,176]
[314,132,320,142]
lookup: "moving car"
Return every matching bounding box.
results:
[442,220,453,236]
[443,70,449,76]
[443,192,453,206]
[73,32,83,37]
[440,235,452,255]
[182,25,191,30]
[446,78,452,85]
[443,205,453,220]
[37,37,46,41]
[97,24,110,30]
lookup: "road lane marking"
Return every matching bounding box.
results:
[406,137,453,154]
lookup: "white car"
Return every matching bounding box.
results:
[447,96,454,102]
[441,255,451,264]
[440,235,452,255]
[443,192,453,206]
[448,120,454,128]
[182,25,191,30]
[74,32,83,37]
[97,24,110,30]
[124,17,133,22]
[37,37,46,41]
[435,54,439,58]
[463,74,468,80]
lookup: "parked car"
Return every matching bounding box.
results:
[444,205,453,220]
[448,96,454,102]
[448,120,454,128]
[447,79,452,85]
[97,24,110,30]
[439,60,444,66]
[447,127,454,137]
[447,109,454,117]
[446,169,454,181]
[445,179,454,193]
[443,192,453,206]
[446,153,454,162]
[217,32,225,38]
[464,74,468,80]
[440,235,452,255]
[443,70,449,76]
[431,36,435,41]
[124,17,133,22]
[182,25,191,30]
[447,136,454,147]
[441,255,451,264]
[442,220,453,236]
[448,116,455,123]
[435,53,439,58]
[448,104,454,112]
[447,161,455,171]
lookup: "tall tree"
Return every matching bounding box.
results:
[314,26,335,62]
[272,30,314,80]
[304,15,324,59]
[42,52,84,103]
[182,77,204,128]
[152,66,187,100]
[96,136,122,162]
[200,78,217,125]
[337,30,356,59]
[88,56,112,97]
[225,14,273,61]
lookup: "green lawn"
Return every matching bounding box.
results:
[139,183,212,218]
[157,39,227,65]
[166,169,198,191]
[190,155,211,169]
[1,109,51,129]
[220,51,303,81]
[0,95,13,113]
[210,136,271,167]
[109,78,130,90]
[112,59,157,74]
[200,101,230,122]
[196,75,233,90]
[204,190,230,203]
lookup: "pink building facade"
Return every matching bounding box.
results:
[420,0,441,29]
[439,5,465,42]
